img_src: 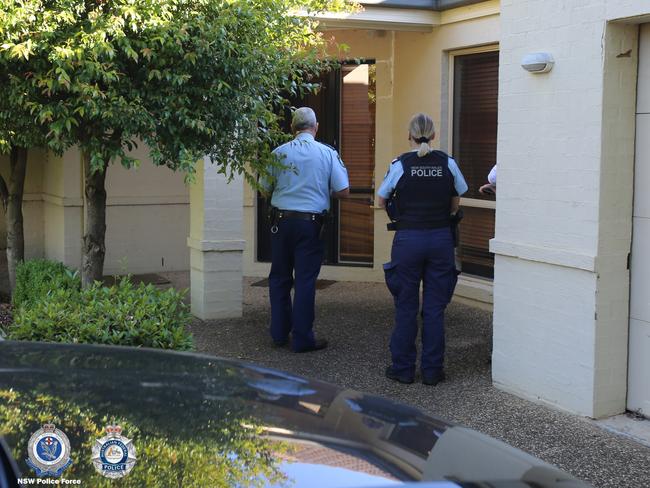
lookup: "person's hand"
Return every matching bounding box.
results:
[479,183,496,195]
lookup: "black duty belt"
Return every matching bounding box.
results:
[387,220,450,231]
[278,210,324,223]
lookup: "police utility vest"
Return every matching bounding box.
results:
[386,150,456,230]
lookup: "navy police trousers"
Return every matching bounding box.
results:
[384,228,458,377]
[269,218,324,351]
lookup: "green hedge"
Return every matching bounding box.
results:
[9,260,193,351]
[12,259,80,309]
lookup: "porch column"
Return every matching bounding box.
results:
[188,156,244,320]
[492,4,639,418]
[43,148,84,269]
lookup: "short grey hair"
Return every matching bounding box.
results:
[291,107,317,132]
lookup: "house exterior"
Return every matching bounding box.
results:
[493,1,650,419]
[1,0,649,420]
[0,147,191,275]
[244,1,501,310]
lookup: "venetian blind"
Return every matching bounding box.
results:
[452,51,499,278]
[339,64,375,264]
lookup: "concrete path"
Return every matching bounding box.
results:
[189,278,650,488]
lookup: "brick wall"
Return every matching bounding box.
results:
[493,0,649,417]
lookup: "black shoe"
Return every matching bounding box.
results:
[294,338,328,353]
[422,370,445,386]
[273,338,289,348]
[385,366,414,384]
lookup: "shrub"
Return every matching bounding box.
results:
[9,278,193,351]
[12,259,80,309]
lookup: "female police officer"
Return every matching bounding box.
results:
[377,113,467,385]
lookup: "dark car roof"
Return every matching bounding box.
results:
[0,341,590,487]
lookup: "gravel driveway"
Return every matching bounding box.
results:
[189,278,650,488]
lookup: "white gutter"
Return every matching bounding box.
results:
[313,6,440,32]
[306,1,499,32]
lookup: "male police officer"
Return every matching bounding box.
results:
[378,113,467,385]
[261,107,349,353]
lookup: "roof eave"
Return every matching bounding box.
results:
[314,6,440,32]
[358,0,489,11]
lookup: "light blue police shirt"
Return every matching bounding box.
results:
[260,132,349,213]
[377,150,468,199]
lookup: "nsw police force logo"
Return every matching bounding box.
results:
[92,425,136,478]
[26,423,73,477]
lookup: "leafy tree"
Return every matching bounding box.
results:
[0,147,27,293]
[0,0,349,287]
[0,75,47,292]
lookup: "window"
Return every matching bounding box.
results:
[451,49,499,278]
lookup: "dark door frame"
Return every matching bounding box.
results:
[256,60,376,265]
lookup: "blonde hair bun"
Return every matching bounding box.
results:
[408,113,435,157]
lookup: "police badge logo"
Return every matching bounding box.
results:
[26,423,73,477]
[92,425,136,478]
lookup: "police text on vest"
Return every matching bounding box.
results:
[411,166,443,177]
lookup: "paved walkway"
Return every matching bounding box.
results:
[189,278,650,488]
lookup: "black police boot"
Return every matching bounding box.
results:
[385,366,414,384]
[422,369,445,386]
[273,338,289,348]
[294,338,328,353]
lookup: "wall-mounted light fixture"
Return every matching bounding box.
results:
[521,52,554,74]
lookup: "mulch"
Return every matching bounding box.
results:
[0,292,12,333]
[0,304,12,333]
[102,273,171,287]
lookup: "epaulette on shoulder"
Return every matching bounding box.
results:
[321,142,337,152]
[391,152,411,164]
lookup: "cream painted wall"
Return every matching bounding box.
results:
[1,142,189,276]
[628,23,650,416]
[43,148,83,267]
[103,145,190,275]
[103,203,189,275]
[391,16,500,157]
[243,5,500,299]
[0,149,46,258]
[493,0,650,418]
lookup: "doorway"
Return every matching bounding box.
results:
[257,62,376,266]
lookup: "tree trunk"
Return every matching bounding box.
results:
[81,152,108,288]
[6,147,28,292]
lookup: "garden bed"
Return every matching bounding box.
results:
[0,292,12,334]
